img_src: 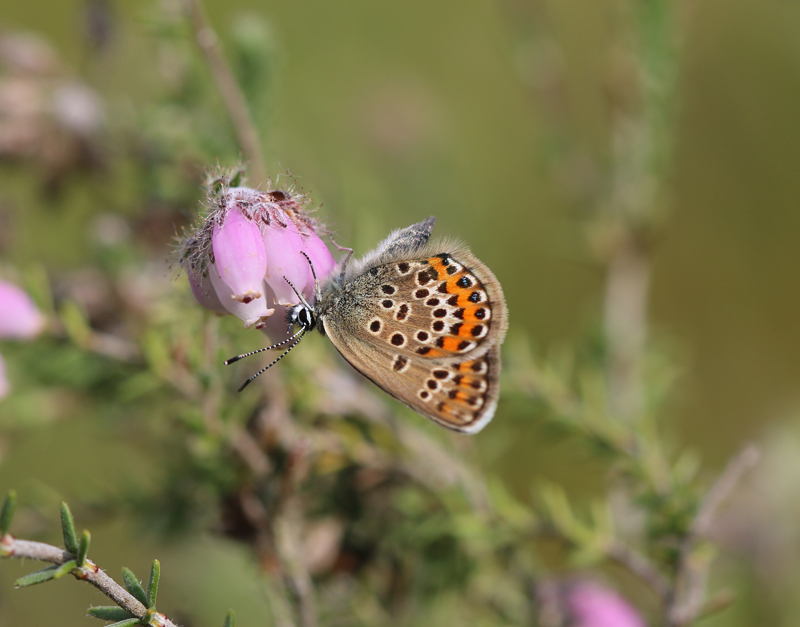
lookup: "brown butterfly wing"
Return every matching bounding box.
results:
[321,243,507,433]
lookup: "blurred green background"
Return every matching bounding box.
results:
[2,0,800,625]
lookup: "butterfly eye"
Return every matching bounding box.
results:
[297,307,314,329]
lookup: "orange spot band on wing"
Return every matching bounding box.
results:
[427,257,450,280]
[435,401,470,425]
[457,291,475,307]
[462,306,487,323]
[439,336,465,352]
[456,322,479,338]
[418,347,444,358]
[451,390,473,403]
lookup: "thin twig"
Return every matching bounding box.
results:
[240,371,317,627]
[275,501,318,627]
[184,0,268,185]
[0,535,179,627]
[87,330,143,363]
[51,318,143,365]
[603,235,651,423]
[534,522,669,603]
[692,445,760,538]
[667,444,760,626]
[606,538,671,602]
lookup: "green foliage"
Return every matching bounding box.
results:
[3,498,175,625]
[122,567,148,607]
[88,607,136,622]
[15,564,66,588]
[0,491,16,536]
[146,560,160,609]
[77,530,91,568]
[61,501,80,554]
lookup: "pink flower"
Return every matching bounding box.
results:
[184,264,228,315]
[262,212,311,306]
[179,178,336,331]
[0,280,46,339]
[302,232,336,293]
[207,262,274,329]
[0,279,45,400]
[567,581,645,627]
[212,202,267,304]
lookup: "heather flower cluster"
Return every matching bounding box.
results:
[0,279,46,399]
[179,175,336,332]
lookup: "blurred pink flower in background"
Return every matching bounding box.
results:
[0,355,9,399]
[0,280,45,339]
[567,581,645,627]
[0,279,46,399]
[180,184,336,332]
[0,31,105,192]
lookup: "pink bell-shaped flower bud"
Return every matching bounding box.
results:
[263,212,312,306]
[0,280,46,340]
[301,232,336,298]
[212,206,268,304]
[184,263,228,315]
[208,263,275,329]
[257,282,295,339]
[0,353,9,400]
[567,582,645,627]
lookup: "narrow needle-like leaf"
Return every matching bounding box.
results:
[14,564,61,588]
[88,606,136,621]
[60,502,79,554]
[146,559,160,609]
[77,530,90,567]
[52,559,78,579]
[122,567,148,606]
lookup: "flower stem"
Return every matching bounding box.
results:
[1,535,179,627]
[185,0,268,185]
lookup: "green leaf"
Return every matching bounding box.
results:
[77,530,91,567]
[229,168,245,188]
[146,560,160,609]
[88,606,136,621]
[223,610,235,627]
[14,564,60,587]
[141,329,171,378]
[60,300,92,348]
[24,263,54,316]
[104,620,141,627]
[0,490,17,535]
[122,567,148,606]
[60,502,79,554]
[52,559,78,579]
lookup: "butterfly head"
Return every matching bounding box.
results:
[287,302,317,333]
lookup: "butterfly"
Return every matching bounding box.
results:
[226,217,508,434]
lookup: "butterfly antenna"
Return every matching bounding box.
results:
[237,330,306,391]
[299,251,322,302]
[284,276,313,310]
[223,327,305,365]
